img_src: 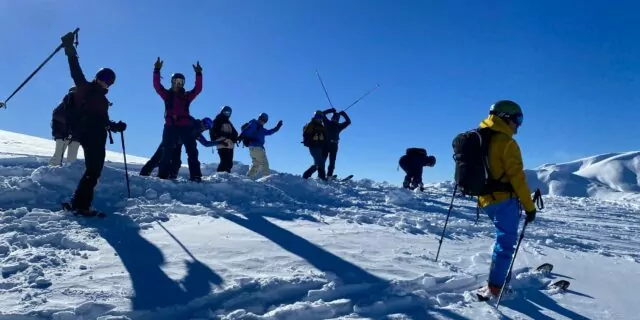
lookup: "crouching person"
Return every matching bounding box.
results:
[398,148,436,191]
[140,116,219,179]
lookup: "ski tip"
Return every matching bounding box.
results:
[536,263,554,273]
[550,280,570,290]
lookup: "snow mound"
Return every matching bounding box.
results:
[526,151,640,199]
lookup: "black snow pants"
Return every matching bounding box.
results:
[302,146,327,180]
[70,128,107,210]
[399,155,424,189]
[324,142,339,177]
[217,148,234,173]
[158,125,202,180]
[140,142,182,178]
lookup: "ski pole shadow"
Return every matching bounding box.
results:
[77,212,223,311]
[549,272,574,280]
[500,288,592,320]
[220,211,470,319]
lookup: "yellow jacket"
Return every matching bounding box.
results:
[477,115,535,212]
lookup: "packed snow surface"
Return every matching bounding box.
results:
[1,129,639,320]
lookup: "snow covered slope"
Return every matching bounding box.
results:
[1,130,640,320]
[526,151,640,200]
[0,129,150,165]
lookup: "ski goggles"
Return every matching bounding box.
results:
[513,113,523,127]
[96,76,114,87]
[222,110,232,116]
[171,78,185,87]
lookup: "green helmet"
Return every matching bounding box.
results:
[489,100,523,126]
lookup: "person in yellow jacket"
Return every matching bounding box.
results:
[475,100,537,299]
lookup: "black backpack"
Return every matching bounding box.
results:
[452,127,513,196]
[52,90,76,126]
[237,121,252,147]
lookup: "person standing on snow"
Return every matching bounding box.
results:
[238,113,282,178]
[140,117,221,178]
[152,57,204,182]
[59,31,127,215]
[209,105,239,173]
[398,148,436,191]
[321,107,351,179]
[49,86,81,166]
[302,111,328,180]
[471,100,536,299]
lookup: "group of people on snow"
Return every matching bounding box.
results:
[43,30,538,301]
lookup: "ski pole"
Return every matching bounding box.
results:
[120,132,131,198]
[435,184,458,262]
[315,69,334,108]
[343,84,380,112]
[0,28,79,109]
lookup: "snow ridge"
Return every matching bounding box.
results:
[526,151,640,200]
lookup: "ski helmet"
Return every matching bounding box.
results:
[171,73,185,87]
[171,73,185,81]
[221,105,232,116]
[313,110,323,120]
[202,117,214,130]
[489,100,523,127]
[258,112,269,123]
[95,68,116,86]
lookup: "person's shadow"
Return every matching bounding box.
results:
[221,211,469,319]
[77,212,223,311]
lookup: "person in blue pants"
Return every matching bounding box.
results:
[474,100,537,299]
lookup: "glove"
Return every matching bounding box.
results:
[154,57,163,71]
[276,120,283,128]
[110,121,127,132]
[193,61,202,73]
[330,108,337,113]
[60,32,76,56]
[61,32,75,48]
[525,209,536,223]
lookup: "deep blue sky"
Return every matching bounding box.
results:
[0,1,638,184]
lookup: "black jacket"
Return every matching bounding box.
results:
[322,109,351,143]
[209,113,239,144]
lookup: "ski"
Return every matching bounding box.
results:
[475,262,570,302]
[340,174,354,182]
[61,202,106,218]
[328,175,353,182]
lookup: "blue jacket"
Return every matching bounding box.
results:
[240,119,280,147]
